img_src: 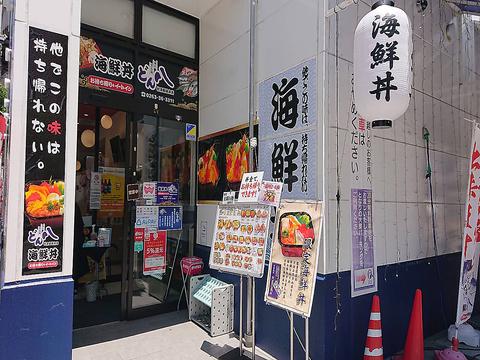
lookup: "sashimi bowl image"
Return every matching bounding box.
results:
[278,212,315,257]
[25,180,65,227]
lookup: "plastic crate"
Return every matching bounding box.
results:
[189,274,234,337]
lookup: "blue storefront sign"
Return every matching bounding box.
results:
[156,182,179,204]
[158,206,183,230]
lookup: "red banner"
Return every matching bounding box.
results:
[456,126,480,325]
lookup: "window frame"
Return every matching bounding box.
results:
[80,0,199,64]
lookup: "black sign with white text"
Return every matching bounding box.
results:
[78,33,199,120]
[22,27,68,275]
[136,53,198,113]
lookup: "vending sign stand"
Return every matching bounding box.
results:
[210,202,271,360]
[264,200,323,360]
[209,199,273,360]
[305,317,309,360]
[286,312,310,360]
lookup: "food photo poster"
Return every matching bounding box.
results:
[264,201,323,317]
[197,124,258,202]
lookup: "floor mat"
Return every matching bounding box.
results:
[73,294,121,329]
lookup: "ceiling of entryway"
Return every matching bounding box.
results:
[153,0,222,17]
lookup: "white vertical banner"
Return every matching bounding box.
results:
[349,94,377,297]
[258,58,317,200]
[456,126,480,325]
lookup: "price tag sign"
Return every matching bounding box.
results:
[258,180,283,207]
[222,191,236,204]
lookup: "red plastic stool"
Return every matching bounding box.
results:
[178,256,204,310]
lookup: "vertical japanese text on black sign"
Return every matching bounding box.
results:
[22,27,68,275]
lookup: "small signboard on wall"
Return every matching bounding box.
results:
[186,123,196,141]
[222,191,236,204]
[258,180,283,207]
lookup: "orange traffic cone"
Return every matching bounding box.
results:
[402,289,424,360]
[364,295,384,360]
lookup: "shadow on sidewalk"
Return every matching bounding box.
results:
[72,310,189,348]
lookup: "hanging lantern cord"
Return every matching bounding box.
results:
[422,126,448,328]
[334,8,342,339]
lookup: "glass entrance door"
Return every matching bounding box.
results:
[127,115,196,317]
[74,105,131,328]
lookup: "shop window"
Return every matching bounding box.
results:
[142,5,196,59]
[81,0,134,38]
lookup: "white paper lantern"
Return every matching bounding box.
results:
[354,0,412,128]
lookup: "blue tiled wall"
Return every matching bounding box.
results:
[195,245,461,359]
[0,278,74,360]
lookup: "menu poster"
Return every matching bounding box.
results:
[237,171,264,203]
[143,230,167,275]
[209,204,271,278]
[258,180,283,207]
[264,201,323,317]
[22,27,68,275]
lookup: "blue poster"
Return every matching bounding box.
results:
[156,182,179,204]
[158,206,183,230]
[258,58,317,200]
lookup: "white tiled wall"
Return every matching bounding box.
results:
[325,1,479,273]
[199,0,321,137]
[197,0,325,250]
[197,0,479,275]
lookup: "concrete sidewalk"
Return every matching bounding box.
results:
[72,311,277,360]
